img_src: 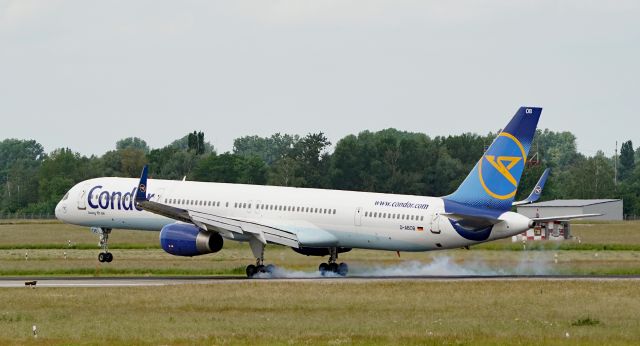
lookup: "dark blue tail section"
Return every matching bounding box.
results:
[444,107,542,212]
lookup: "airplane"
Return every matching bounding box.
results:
[55,107,596,277]
[513,168,550,206]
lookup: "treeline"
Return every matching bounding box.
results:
[1,129,639,217]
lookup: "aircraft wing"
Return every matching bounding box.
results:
[133,165,336,249]
[513,168,550,206]
[532,213,603,222]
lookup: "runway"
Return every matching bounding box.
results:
[2,275,640,287]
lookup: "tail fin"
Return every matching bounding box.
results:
[445,107,542,212]
[513,168,550,206]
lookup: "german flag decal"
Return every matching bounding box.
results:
[417,226,424,232]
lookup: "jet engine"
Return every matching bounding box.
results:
[159,223,223,256]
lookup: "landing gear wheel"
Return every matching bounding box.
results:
[257,265,266,273]
[319,247,349,276]
[328,262,339,273]
[246,264,257,278]
[338,262,349,276]
[92,227,113,263]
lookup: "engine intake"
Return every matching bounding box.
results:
[160,223,223,256]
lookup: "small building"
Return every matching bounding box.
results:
[516,199,623,221]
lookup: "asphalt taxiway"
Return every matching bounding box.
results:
[2,275,640,287]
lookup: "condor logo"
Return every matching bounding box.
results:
[478,132,526,200]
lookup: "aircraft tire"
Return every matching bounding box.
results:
[338,262,348,276]
[98,253,105,262]
[246,264,257,278]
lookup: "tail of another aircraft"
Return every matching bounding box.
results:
[444,107,542,212]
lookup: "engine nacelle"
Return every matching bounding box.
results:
[291,247,352,257]
[160,223,223,257]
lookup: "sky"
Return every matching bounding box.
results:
[1,0,639,157]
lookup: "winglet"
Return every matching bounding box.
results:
[513,168,550,206]
[135,165,149,202]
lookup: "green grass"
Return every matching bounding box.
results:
[1,281,639,345]
[3,221,640,277]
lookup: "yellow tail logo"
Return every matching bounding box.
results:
[485,155,521,187]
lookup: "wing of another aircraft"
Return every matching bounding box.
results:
[513,168,551,206]
[532,213,603,222]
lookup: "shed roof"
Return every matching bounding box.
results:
[518,199,621,208]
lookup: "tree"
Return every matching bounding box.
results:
[170,133,214,154]
[120,148,147,178]
[116,137,150,153]
[193,153,267,184]
[187,131,206,155]
[233,133,299,165]
[37,148,98,212]
[619,140,635,181]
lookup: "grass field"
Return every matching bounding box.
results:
[2,221,640,345]
[1,281,639,345]
[2,221,640,276]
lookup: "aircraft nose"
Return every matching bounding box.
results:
[55,199,67,221]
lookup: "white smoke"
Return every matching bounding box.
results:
[350,257,501,276]
[252,252,555,279]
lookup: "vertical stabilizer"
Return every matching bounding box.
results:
[444,107,542,212]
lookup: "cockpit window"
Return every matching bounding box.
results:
[62,192,69,201]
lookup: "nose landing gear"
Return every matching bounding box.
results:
[92,227,113,263]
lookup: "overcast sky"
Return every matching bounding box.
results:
[1,1,638,157]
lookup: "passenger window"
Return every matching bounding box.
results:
[333,209,336,214]
[365,212,368,217]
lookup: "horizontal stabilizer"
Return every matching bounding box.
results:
[532,213,602,222]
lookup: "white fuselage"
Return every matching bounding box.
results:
[55,178,531,252]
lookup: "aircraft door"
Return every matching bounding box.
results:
[430,212,442,234]
[77,183,90,210]
[354,207,363,226]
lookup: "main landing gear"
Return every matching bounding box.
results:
[92,227,113,263]
[319,247,348,276]
[245,237,275,278]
